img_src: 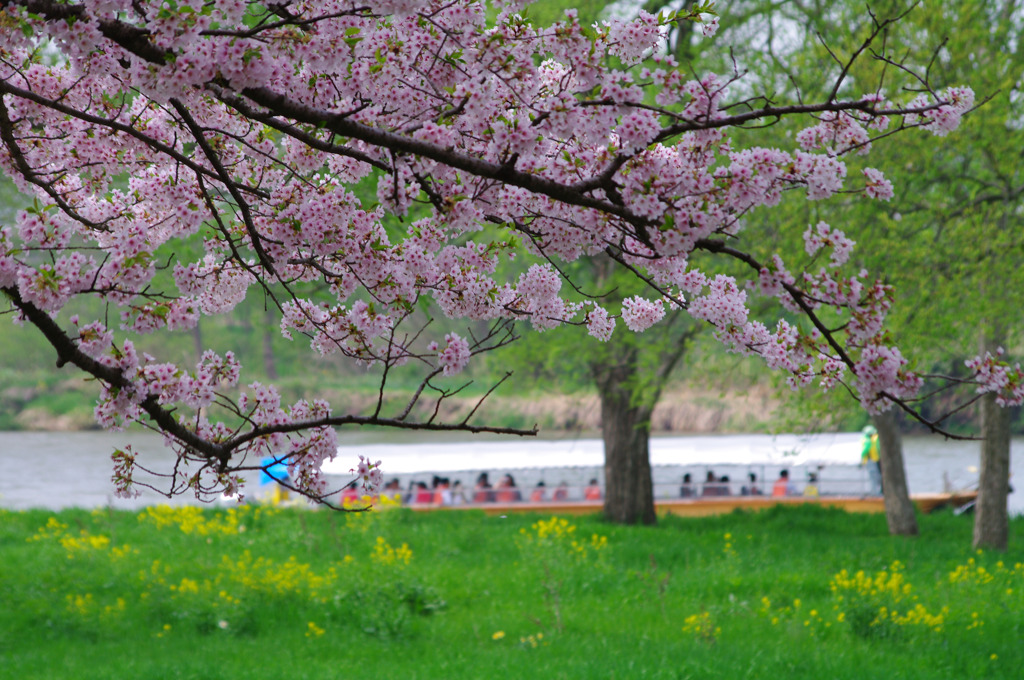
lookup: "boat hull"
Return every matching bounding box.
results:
[408,492,979,517]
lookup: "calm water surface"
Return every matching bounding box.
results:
[1,430,1021,515]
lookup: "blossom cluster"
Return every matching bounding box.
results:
[352,456,384,495]
[965,351,1024,407]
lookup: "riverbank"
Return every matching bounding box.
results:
[2,378,783,433]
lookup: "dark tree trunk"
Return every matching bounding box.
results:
[593,354,657,525]
[872,409,918,536]
[580,252,694,525]
[973,392,1011,550]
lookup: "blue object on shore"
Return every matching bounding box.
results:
[260,456,290,485]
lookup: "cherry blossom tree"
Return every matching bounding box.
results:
[700,0,1023,545]
[0,0,1017,506]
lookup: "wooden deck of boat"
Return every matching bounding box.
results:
[410,492,978,517]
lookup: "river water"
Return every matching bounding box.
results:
[1,430,1022,515]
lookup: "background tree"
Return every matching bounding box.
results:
[685,0,938,535]
[640,0,1023,542]
[720,0,1024,546]
[505,252,700,524]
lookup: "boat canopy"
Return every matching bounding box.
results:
[321,432,863,476]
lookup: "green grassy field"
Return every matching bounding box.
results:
[2,504,1021,679]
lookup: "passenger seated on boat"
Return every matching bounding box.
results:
[530,481,546,503]
[434,477,454,505]
[403,480,417,504]
[680,473,695,498]
[553,482,569,502]
[496,473,522,502]
[450,480,468,505]
[719,475,732,496]
[413,481,434,504]
[702,471,728,497]
[702,470,716,496]
[341,481,362,506]
[381,478,403,503]
[474,472,495,503]
[772,470,796,497]
[584,479,603,501]
[741,472,762,496]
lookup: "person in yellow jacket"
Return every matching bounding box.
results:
[803,471,820,497]
[860,425,882,495]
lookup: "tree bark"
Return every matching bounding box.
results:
[973,391,1011,551]
[593,354,657,525]
[872,409,918,536]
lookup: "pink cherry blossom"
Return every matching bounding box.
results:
[586,305,617,341]
[621,296,666,332]
[438,333,471,376]
[0,0,979,502]
[863,168,894,201]
[966,351,1024,407]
